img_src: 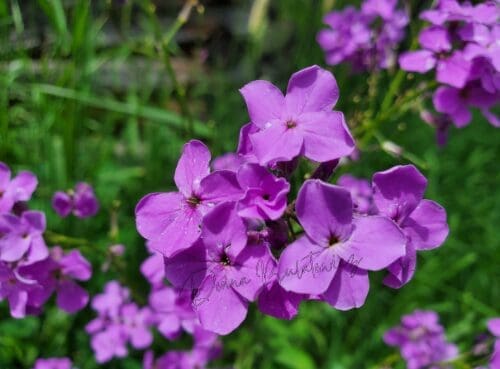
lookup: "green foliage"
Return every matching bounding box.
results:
[0,1,498,368]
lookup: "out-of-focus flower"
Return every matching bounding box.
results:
[52,182,99,218]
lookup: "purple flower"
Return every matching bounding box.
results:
[239,65,355,165]
[52,182,99,218]
[237,163,290,220]
[135,140,243,258]
[0,211,48,264]
[91,325,129,363]
[0,162,37,214]
[86,281,154,363]
[384,310,458,369]
[337,174,374,214]
[487,318,500,368]
[20,246,92,313]
[148,287,197,340]
[211,152,246,172]
[32,358,72,369]
[420,110,453,146]
[433,81,499,128]
[0,261,46,318]
[140,248,166,288]
[165,202,273,334]
[372,165,449,288]
[278,179,406,310]
[318,1,408,70]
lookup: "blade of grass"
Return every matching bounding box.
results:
[24,83,211,137]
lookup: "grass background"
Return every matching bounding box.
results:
[0,0,499,368]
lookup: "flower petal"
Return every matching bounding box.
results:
[250,122,304,165]
[372,165,427,222]
[278,236,339,294]
[403,199,449,250]
[285,65,339,115]
[194,275,249,335]
[321,261,369,310]
[299,111,355,162]
[57,280,89,313]
[296,179,353,245]
[339,215,406,271]
[399,50,437,73]
[174,140,211,197]
[239,80,285,129]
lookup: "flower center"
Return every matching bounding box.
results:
[220,252,231,266]
[186,196,201,207]
[285,120,297,129]
[328,235,340,247]
[262,193,270,201]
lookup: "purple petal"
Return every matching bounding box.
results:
[8,289,28,318]
[402,200,449,250]
[136,192,202,257]
[230,243,274,301]
[174,140,211,197]
[22,210,46,234]
[237,122,259,157]
[250,122,304,165]
[157,314,182,340]
[239,80,285,129]
[257,280,303,320]
[436,52,472,88]
[418,26,451,52]
[52,192,72,217]
[0,162,11,189]
[399,51,437,73]
[433,87,471,127]
[140,253,165,286]
[299,111,355,162]
[194,275,249,335]
[285,65,339,115]
[135,192,184,240]
[296,180,353,246]
[0,234,31,262]
[321,261,369,310]
[9,171,38,202]
[198,170,243,203]
[130,327,153,349]
[487,318,500,337]
[339,215,406,271]
[383,242,417,288]
[278,236,339,294]
[164,241,208,291]
[60,250,92,280]
[372,165,428,222]
[57,280,89,313]
[201,202,247,259]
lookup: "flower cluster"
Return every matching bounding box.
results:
[384,310,458,369]
[399,0,499,131]
[0,162,92,318]
[317,0,408,71]
[52,182,99,218]
[86,271,222,368]
[135,65,448,335]
[385,311,500,369]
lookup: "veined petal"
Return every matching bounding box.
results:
[321,261,369,310]
[402,199,449,250]
[296,180,353,246]
[372,165,427,222]
[174,140,211,197]
[239,80,285,129]
[339,215,406,271]
[285,65,340,115]
[278,236,339,295]
[299,111,355,162]
[250,122,304,165]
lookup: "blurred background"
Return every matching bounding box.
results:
[0,0,499,368]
